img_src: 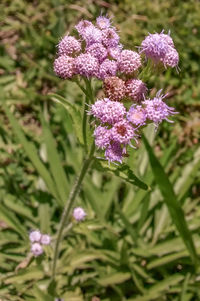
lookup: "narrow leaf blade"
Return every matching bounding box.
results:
[41,116,69,204]
[3,104,61,206]
[142,134,199,267]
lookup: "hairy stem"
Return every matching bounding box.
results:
[52,143,95,280]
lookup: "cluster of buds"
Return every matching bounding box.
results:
[29,230,51,257]
[54,15,124,79]
[54,16,179,163]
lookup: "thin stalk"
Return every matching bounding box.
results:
[84,78,94,103]
[80,79,94,154]
[51,143,95,280]
[82,100,88,154]
[73,77,87,95]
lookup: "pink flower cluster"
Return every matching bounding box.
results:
[54,17,179,163]
[90,93,177,163]
[140,31,179,69]
[29,230,51,257]
[54,16,143,80]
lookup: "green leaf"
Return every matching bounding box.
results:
[41,116,70,205]
[95,160,148,190]
[69,251,105,267]
[180,273,191,301]
[128,274,184,301]
[0,204,27,239]
[62,290,84,301]
[116,202,137,244]
[5,267,44,284]
[84,176,119,219]
[97,272,131,286]
[49,93,83,144]
[3,104,61,206]
[123,139,177,217]
[32,285,54,301]
[174,147,200,201]
[142,134,199,267]
[4,195,35,223]
[147,249,188,269]
[38,203,51,233]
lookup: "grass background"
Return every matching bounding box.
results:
[0,0,200,300]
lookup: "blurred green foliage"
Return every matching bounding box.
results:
[0,0,200,300]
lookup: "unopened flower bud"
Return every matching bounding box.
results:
[54,55,75,79]
[40,234,51,245]
[104,76,126,101]
[29,230,41,243]
[118,50,141,74]
[73,207,86,221]
[31,243,43,257]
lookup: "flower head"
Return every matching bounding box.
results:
[140,31,177,63]
[90,98,126,124]
[86,43,107,63]
[126,79,147,102]
[94,126,111,149]
[58,35,81,56]
[102,28,120,48]
[96,16,111,29]
[104,76,126,101]
[75,20,93,36]
[108,45,123,60]
[73,207,86,221]
[31,243,43,257]
[140,31,179,69]
[105,142,123,163]
[111,120,136,144]
[118,50,141,74]
[143,90,178,125]
[29,230,41,243]
[127,105,147,127]
[82,26,103,46]
[75,53,99,77]
[98,59,118,79]
[160,32,175,48]
[54,55,75,79]
[141,33,169,59]
[162,47,179,68]
[40,234,51,245]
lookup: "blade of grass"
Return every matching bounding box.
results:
[0,204,27,239]
[49,93,83,145]
[128,274,184,301]
[142,134,199,268]
[175,147,200,201]
[3,104,61,206]
[32,285,54,301]
[123,140,177,217]
[180,273,191,301]
[41,116,70,205]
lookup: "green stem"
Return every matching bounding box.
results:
[84,78,94,103]
[73,77,87,95]
[51,143,95,280]
[82,100,88,154]
[80,79,94,154]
